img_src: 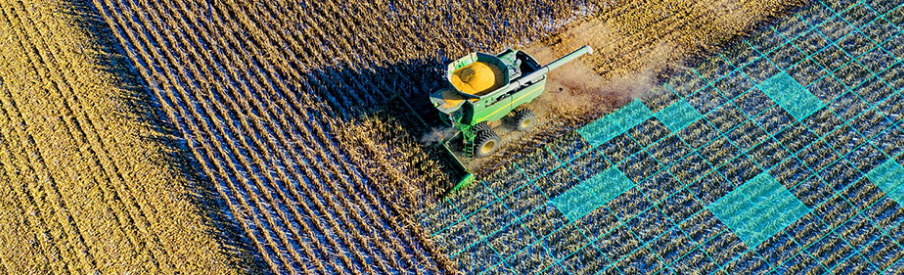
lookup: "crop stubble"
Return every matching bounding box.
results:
[0,0,242,273]
[89,0,809,273]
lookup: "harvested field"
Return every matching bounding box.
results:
[0,0,244,273]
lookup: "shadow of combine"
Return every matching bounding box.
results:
[317,57,474,203]
[60,0,266,273]
[55,0,619,271]
[303,53,618,203]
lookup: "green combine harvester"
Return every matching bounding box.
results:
[414,45,594,193]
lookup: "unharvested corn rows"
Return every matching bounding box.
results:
[89,0,622,273]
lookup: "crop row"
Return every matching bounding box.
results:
[0,0,243,273]
[88,0,636,273]
[90,0,473,273]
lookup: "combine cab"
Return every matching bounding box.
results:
[430,46,594,157]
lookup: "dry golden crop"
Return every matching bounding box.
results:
[86,0,642,273]
[0,0,245,273]
[1,0,811,273]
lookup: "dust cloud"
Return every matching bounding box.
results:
[463,0,809,174]
[466,21,685,172]
[525,20,683,123]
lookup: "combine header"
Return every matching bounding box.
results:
[404,46,593,194]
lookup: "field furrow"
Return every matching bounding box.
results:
[1,7,154,271]
[0,0,247,273]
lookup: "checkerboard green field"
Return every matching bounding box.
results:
[417,0,904,273]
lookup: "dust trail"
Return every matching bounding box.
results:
[521,0,758,123]
[524,20,683,124]
[467,0,809,174]
[420,127,457,144]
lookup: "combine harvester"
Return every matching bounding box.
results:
[404,46,593,194]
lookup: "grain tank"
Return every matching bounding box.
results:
[430,46,594,157]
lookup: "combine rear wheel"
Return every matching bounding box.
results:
[474,128,500,158]
[512,109,535,131]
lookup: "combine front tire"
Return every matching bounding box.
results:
[474,129,500,158]
[473,122,491,132]
[513,109,535,131]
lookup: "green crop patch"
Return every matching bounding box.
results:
[709,173,809,247]
[578,99,653,147]
[656,100,703,132]
[758,72,825,120]
[867,160,904,203]
[552,167,634,222]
